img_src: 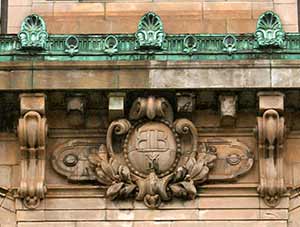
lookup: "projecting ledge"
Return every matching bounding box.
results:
[0,60,299,90]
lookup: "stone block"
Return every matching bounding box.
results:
[108,92,126,121]
[1,196,15,212]
[105,2,202,17]
[76,222,133,227]
[252,2,274,19]
[204,2,251,19]
[0,166,11,188]
[44,198,106,210]
[162,17,203,34]
[33,70,118,89]
[7,6,32,28]
[8,0,32,6]
[0,141,18,165]
[149,67,270,88]
[53,2,104,17]
[274,3,298,25]
[134,222,171,227]
[45,17,80,34]
[283,24,298,32]
[203,19,227,33]
[172,221,287,227]
[0,208,16,225]
[20,93,46,115]
[106,209,199,221]
[227,19,256,33]
[18,222,76,227]
[118,70,149,88]
[257,92,284,113]
[260,209,288,220]
[198,197,259,209]
[32,2,54,16]
[0,70,33,90]
[199,209,260,220]
[17,210,106,221]
[77,16,112,34]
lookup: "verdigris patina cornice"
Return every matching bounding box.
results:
[0,11,297,62]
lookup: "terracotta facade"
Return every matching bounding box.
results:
[1,1,300,227]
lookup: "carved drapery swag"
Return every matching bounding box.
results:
[18,94,48,209]
[52,95,255,208]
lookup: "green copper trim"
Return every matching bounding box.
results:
[136,12,165,49]
[0,11,300,62]
[18,14,48,51]
[255,11,285,48]
[64,35,79,57]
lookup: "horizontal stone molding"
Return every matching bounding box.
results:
[0,60,300,90]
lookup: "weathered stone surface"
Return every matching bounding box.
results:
[17,210,106,221]
[149,68,270,88]
[0,166,11,187]
[18,223,75,227]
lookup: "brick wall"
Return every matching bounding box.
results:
[6,0,299,34]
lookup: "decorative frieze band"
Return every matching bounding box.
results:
[0,11,295,62]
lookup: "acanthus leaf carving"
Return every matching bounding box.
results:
[18,14,48,51]
[135,12,166,50]
[52,95,255,208]
[255,11,285,49]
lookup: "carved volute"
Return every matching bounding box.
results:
[18,94,48,209]
[257,92,286,207]
[52,94,254,208]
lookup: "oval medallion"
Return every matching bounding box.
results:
[124,121,179,178]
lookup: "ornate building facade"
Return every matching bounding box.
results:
[0,1,300,227]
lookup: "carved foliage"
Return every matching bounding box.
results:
[52,96,216,208]
[257,109,286,207]
[255,11,285,48]
[18,94,48,209]
[18,14,48,50]
[136,12,166,49]
[52,95,255,208]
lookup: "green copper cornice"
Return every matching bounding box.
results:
[1,11,300,62]
[18,14,48,51]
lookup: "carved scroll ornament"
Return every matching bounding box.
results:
[257,92,286,207]
[53,96,215,208]
[18,94,48,209]
[52,96,254,208]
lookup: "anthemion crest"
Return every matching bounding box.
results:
[135,12,166,49]
[52,95,254,208]
[18,14,48,50]
[255,11,285,48]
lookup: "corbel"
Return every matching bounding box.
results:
[17,93,48,209]
[176,92,195,113]
[219,94,237,127]
[66,93,86,127]
[108,92,126,122]
[256,92,286,207]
